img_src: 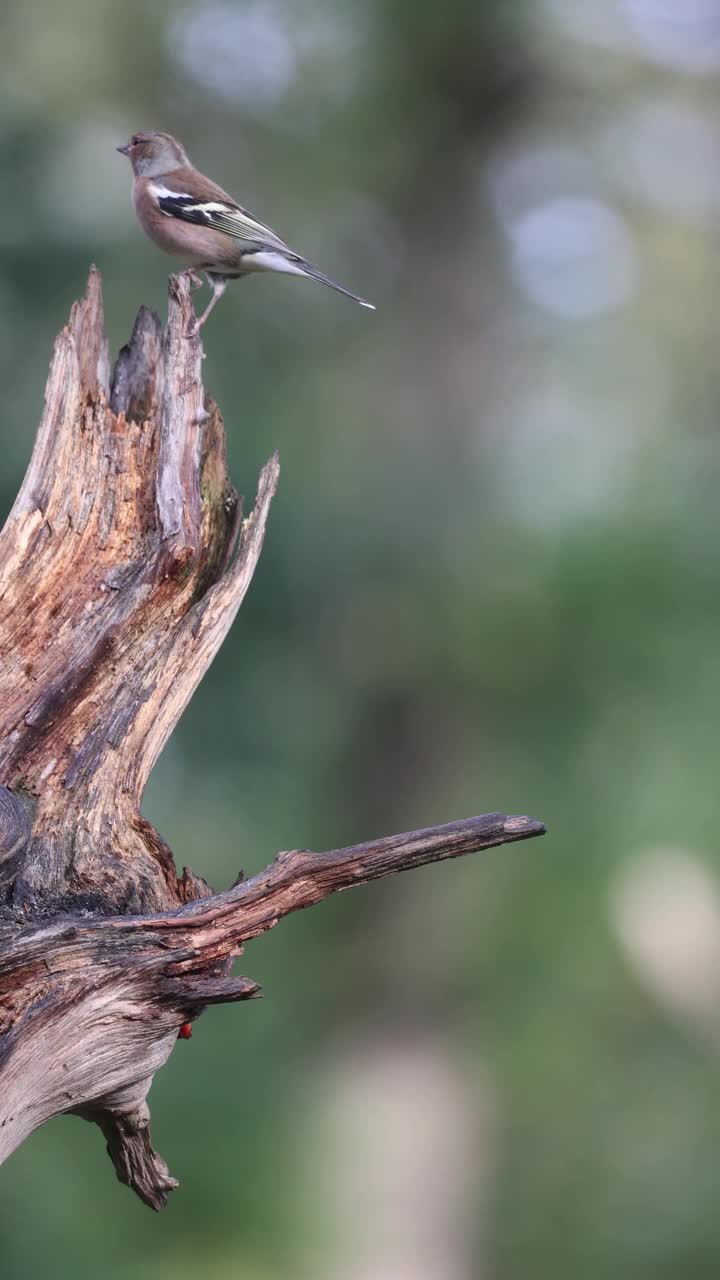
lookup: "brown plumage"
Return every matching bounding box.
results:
[117,130,375,334]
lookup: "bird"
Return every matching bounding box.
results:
[117,130,375,334]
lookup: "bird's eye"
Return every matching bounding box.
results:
[131,135,141,146]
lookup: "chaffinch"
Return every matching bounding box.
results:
[117,130,375,334]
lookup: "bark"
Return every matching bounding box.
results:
[0,270,545,1209]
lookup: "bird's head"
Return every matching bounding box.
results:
[116,131,189,177]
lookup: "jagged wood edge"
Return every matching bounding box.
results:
[0,271,546,1211]
[0,269,277,914]
[0,811,543,1208]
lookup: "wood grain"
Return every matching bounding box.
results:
[0,270,545,1208]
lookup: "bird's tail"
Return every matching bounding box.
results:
[298,261,375,310]
[248,247,375,309]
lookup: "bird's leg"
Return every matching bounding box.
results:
[186,275,228,338]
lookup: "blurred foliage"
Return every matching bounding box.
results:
[2,0,720,1276]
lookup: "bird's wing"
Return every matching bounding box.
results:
[149,175,288,250]
[146,169,375,309]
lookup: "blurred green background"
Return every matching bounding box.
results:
[3,0,720,1276]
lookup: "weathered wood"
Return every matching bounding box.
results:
[0,270,275,915]
[0,270,545,1209]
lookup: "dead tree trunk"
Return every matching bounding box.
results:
[0,270,544,1209]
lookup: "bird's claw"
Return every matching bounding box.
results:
[181,269,205,292]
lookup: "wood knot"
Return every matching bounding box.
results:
[157,544,196,584]
[0,786,31,865]
[170,546,195,576]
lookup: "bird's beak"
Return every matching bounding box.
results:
[116,143,131,156]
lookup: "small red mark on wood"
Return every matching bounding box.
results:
[177,1022,193,1040]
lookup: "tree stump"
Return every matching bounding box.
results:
[0,270,545,1209]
